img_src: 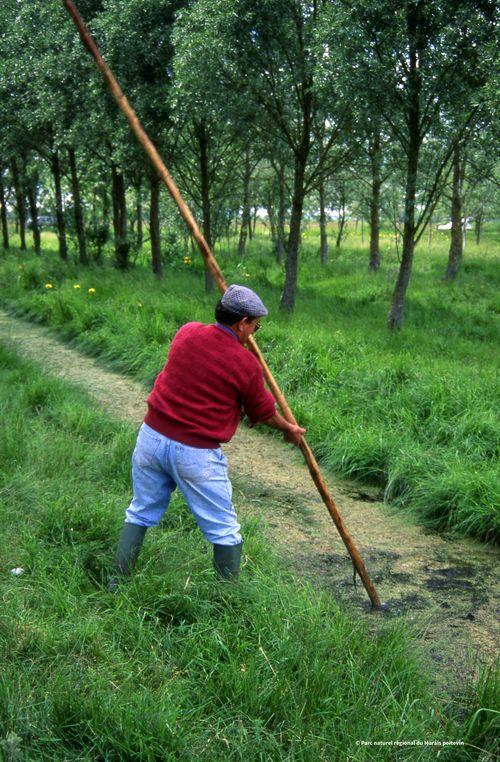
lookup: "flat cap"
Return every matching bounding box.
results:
[221,284,268,317]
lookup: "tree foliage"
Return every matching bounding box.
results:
[0,0,497,324]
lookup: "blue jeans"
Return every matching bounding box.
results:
[125,423,242,546]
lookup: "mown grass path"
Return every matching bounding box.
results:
[1,309,497,697]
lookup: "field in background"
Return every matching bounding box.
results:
[0,221,498,543]
[3,343,498,759]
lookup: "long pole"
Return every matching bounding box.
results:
[62,0,381,609]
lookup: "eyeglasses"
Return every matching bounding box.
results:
[243,318,261,332]
[242,318,261,333]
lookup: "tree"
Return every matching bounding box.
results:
[0,1,105,262]
[443,141,466,280]
[442,121,499,277]
[326,0,498,329]
[237,148,259,258]
[10,157,27,251]
[25,154,42,256]
[174,0,348,311]
[93,0,183,274]
[0,168,9,250]
[172,11,254,291]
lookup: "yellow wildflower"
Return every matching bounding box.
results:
[73,284,81,290]
[45,283,53,289]
[183,256,192,265]
[88,288,96,294]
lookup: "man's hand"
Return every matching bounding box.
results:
[261,412,306,446]
[284,424,306,446]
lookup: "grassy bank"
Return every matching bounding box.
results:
[0,225,498,544]
[0,341,498,759]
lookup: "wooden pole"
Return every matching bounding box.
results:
[62,0,381,609]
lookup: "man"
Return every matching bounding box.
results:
[108,284,305,589]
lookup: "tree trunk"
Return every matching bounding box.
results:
[336,201,346,248]
[91,188,97,225]
[388,134,420,329]
[11,158,27,251]
[136,182,143,248]
[68,147,88,265]
[280,147,308,313]
[387,14,420,331]
[238,149,251,257]
[0,172,9,250]
[387,156,417,329]
[368,131,381,271]
[111,165,129,269]
[319,179,328,265]
[26,174,41,255]
[117,170,129,268]
[474,204,483,245]
[197,120,215,293]
[102,185,110,231]
[252,205,258,237]
[149,169,163,277]
[112,167,120,242]
[443,143,463,281]
[267,198,277,248]
[276,160,286,263]
[50,149,68,261]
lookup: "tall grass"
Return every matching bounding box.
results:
[3,342,496,759]
[0,222,498,543]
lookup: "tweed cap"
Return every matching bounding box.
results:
[221,284,268,317]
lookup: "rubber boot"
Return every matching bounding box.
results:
[213,542,243,581]
[107,523,147,592]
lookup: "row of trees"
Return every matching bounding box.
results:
[0,0,498,327]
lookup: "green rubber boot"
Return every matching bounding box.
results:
[107,523,147,592]
[213,542,243,581]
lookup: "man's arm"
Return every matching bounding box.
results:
[260,411,306,446]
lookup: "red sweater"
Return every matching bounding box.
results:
[145,322,276,448]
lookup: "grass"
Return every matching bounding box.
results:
[0,341,498,760]
[0,221,498,545]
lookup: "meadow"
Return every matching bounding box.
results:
[0,222,498,543]
[0,341,498,760]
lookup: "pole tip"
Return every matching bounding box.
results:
[366,601,389,613]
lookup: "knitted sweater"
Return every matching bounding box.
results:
[144,322,276,448]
